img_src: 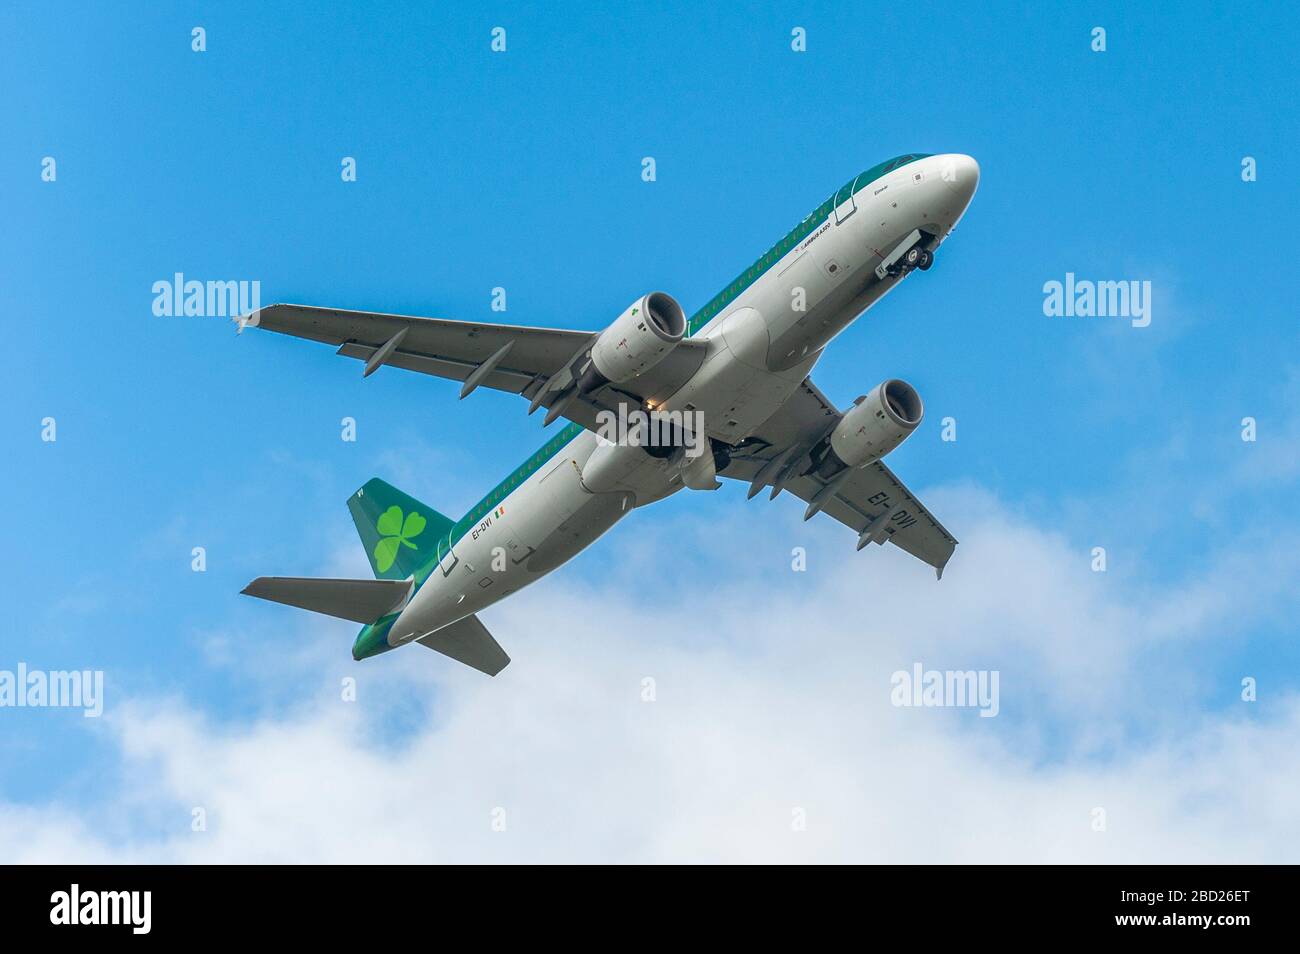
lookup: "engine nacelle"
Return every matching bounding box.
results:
[827,379,924,468]
[586,292,686,386]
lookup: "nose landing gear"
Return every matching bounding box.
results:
[903,246,933,271]
[886,244,933,277]
[875,229,937,279]
[878,230,941,278]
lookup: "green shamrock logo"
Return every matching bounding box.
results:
[373,506,426,573]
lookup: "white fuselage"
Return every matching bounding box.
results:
[384,154,979,649]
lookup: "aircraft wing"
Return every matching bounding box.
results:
[720,379,958,577]
[241,304,707,433]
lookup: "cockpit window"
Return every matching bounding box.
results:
[852,153,930,194]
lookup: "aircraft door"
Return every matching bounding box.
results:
[832,179,857,225]
[436,528,459,578]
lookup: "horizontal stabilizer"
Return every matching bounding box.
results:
[417,614,510,676]
[241,576,412,624]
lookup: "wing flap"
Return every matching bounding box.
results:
[816,462,957,572]
[335,341,537,393]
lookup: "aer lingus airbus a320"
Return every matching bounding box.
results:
[241,152,979,674]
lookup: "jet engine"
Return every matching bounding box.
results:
[820,379,924,472]
[579,292,686,390]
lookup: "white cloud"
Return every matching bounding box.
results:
[3,487,1297,863]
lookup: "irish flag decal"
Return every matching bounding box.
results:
[494,505,505,518]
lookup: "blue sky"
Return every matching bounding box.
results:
[2,2,1298,861]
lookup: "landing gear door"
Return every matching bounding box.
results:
[833,180,857,225]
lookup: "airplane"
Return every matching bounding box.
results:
[240,152,980,675]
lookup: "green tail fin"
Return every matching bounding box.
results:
[348,478,455,580]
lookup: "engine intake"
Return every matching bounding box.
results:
[824,379,924,471]
[585,292,686,387]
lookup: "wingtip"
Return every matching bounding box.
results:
[233,308,263,334]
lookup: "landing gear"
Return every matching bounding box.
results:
[874,230,937,281]
[886,245,933,277]
[903,246,934,272]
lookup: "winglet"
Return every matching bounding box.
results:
[234,308,262,334]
